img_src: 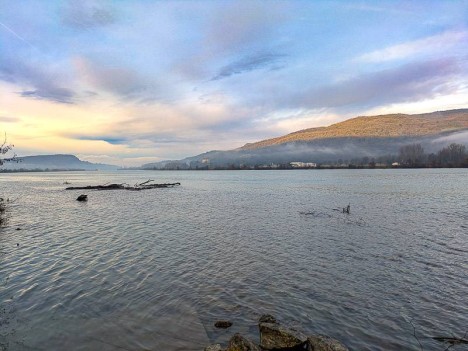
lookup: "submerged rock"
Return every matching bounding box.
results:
[215,320,233,329]
[258,314,277,324]
[226,333,260,351]
[307,335,349,351]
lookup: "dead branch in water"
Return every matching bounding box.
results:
[433,331,468,351]
[65,180,180,191]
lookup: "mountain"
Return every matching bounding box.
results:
[142,109,468,169]
[240,109,468,150]
[2,154,119,171]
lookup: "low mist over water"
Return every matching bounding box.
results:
[1,170,467,350]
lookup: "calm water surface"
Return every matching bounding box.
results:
[0,169,467,350]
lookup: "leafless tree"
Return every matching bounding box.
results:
[0,132,16,166]
[399,143,425,166]
[0,133,15,226]
[437,143,467,167]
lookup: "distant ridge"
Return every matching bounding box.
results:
[2,154,118,171]
[240,109,468,150]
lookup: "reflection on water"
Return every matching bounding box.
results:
[0,169,467,350]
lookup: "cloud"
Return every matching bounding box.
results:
[341,3,414,15]
[0,116,20,123]
[211,52,287,80]
[74,135,128,145]
[74,57,163,101]
[206,1,290,54]
[61,0,116,29]
[19,88,75,104]
[357,30,468,63]
[288,58,462,110]
[0,56,77,104]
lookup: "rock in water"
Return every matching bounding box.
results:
[307,335,349,351]
[226,333,260,351]
[259,317,307,349]
[76,194,88,201]
[204,315,349,351]
[259,314,277,324]
[215,320,233,329]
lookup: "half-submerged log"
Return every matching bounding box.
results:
[66,180,180,191]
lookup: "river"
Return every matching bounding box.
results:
[0,169,467,350]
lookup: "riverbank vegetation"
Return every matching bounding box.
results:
[0,134,15,226]
[147,143,468,170]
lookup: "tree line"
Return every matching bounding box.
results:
[397,143,467,167]
[340,143,467,168]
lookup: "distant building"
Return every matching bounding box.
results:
[392,162,400,167]
[257,163,280,169]
[201,158,210,164]
[290,162,317,168]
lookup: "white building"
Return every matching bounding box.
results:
[290,162,317,168]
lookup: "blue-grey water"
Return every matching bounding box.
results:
[0,169,467,351]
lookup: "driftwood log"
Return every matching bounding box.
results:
[66,180,180,191]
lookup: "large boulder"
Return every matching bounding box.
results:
[259,315,308,350]
[226,333,260,351]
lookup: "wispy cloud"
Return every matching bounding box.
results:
[73,57,158,101]
[342,3,414,15]
[19,88,75,104]
[0,116,20,123]
[291,58,462,109]
[357,30,468,63]
[60,0,116,29]
[0,55,77,104]
[206,1,290,54]
[211,52,287,80]
[74,135,128,145]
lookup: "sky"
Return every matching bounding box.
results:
[1,0,467,166]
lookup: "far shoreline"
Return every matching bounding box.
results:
[1,166,468,174]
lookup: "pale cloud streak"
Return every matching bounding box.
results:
[73,57,156,101]
[357,30,468,63]
[60,0,116,29]
[211,52,287,80]
[0,116,20,123]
